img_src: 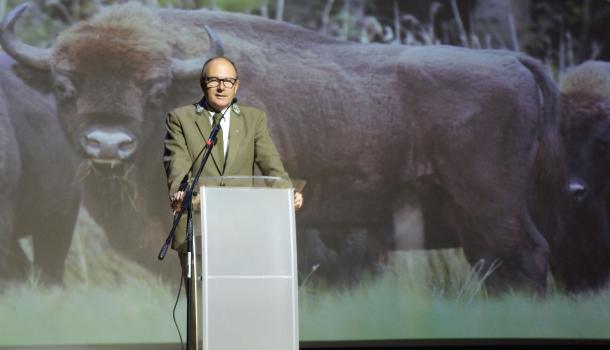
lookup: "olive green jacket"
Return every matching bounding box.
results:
[164,102,289,251]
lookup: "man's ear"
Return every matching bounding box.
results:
[199,76,206,92]
[233,79,240,95]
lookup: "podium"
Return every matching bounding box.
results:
[197,176,301,350]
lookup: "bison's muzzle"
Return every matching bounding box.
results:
[568,176,589,205]
[81,129,137,161]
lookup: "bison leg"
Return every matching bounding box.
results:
[0,197,15,282]
[297,225,393,287]
[429,143,551,293]
[29,195,80,286]
[1,212,31,286]
[297,227,366,287]
[451,202,550,295]
[552,201,610,292]
[394,176,463,251]
[0,237,32,290]
[424,111,551,292]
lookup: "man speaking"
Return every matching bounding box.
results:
[163,56,303,349]
[164,55,303,251]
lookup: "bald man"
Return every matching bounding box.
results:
[164,56,303,349]
[164,56,303,252]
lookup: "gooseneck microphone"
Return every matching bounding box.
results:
[159,96,238,259]
[174,97,239,193]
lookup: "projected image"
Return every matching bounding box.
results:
[0,0,609,347]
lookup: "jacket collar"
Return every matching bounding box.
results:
[194,97,241,116]
[192,97,244,175]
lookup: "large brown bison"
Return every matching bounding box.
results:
[1,3,566,292]
[0,53,80,287]
[554,61,610,292]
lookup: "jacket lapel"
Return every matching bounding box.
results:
[192,105,222,176]
[225,105,244,175]
[193,105,212,144]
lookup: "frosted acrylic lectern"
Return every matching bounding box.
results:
[197,176,302,350]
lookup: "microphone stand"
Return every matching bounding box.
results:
[158,100,233,350]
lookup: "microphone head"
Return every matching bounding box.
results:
[231,97,238,104]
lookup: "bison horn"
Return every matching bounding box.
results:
[171,25,224,80]
[0,3,51,71]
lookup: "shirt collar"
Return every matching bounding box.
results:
[208,106,230,118]
[194,97,239,116]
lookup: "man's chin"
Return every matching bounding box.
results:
[209,99,231,110]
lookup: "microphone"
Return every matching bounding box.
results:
[185,97,240,175]
[178,174,189,192]
[160,98,237,259]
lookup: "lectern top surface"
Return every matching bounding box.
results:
[200,175,306,191]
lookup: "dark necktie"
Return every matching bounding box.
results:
[212,113,225,169]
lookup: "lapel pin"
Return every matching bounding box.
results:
[232,103,240,115]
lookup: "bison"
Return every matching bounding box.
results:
[0,53,80,287]
[553,61,610,292]
[411,61,610,294]
[1,3,566,293]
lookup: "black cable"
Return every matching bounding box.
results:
[166,99,235,349]
[204,117,222,173]
[176,116,223,191]
[193,98,230,176]
[173,273,185,350]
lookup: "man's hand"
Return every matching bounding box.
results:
[170,191,185,213]
[170,191,201,213]
[294,191,303,210]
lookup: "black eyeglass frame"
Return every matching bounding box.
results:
[204,77,238,88]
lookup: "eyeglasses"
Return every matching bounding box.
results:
[205,77,238,88]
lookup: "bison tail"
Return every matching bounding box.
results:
[519,55,568,244]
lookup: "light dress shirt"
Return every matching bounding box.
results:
[206,107,230,157]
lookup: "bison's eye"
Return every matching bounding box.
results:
[53,75,76,100]
[145,80,168,107]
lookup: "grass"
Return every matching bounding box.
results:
[1,209,610,346]
[1,208,186,346]
[299,249,610,341]
[0,278,185,345]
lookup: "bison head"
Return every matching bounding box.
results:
[561,97,609,207]
[557,61,610,291]
[0,3,221,172]
[560,62,610,208]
